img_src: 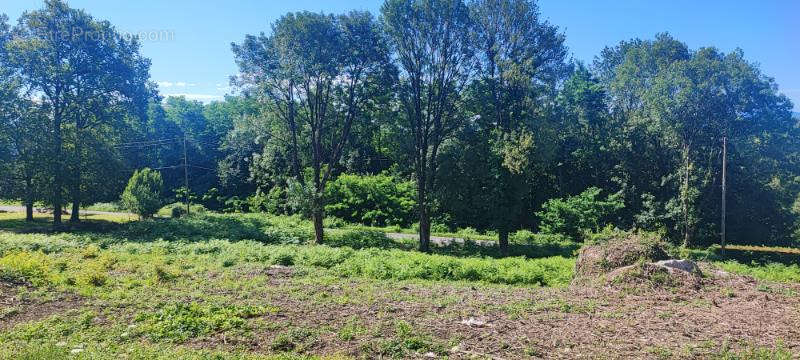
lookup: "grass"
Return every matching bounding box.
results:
[714,261,800,283]
[0,211,798,358]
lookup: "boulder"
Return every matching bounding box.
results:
[607,260,703,289]
[653,259,700,274]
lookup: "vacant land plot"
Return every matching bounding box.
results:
[0,213,797,359]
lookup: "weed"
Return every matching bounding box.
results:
[134,302,275,342]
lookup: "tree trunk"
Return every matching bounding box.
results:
[312,205,324,245]
[71,126,82,223]
[52,110,63,228]
[682,143,691,248]
[25,175,33,222]
[419,208,431,253]
[416,171,431,253]
[721,136,727,254]
[498,228,509,255]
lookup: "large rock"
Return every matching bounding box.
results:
[653,259,700,274]
[574,233,670,278]
[607,260,703,289]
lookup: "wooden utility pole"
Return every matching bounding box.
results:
[183,134,189,216]
[721,135,727,254]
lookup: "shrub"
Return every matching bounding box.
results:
[158,202,208,218]
[121,168,164,218]
[536,187,624,240]
[324,173,416,227]
[325,230,396,250]
[248,186,290,214]
[0,251,55,286]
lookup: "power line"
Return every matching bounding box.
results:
[121,164,184,172]
[189,164,216,171]
[113,138,181,148]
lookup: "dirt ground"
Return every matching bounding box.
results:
[1,263,798,359]
[192,264,800,358]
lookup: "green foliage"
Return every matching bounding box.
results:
[121,169,164,218]
[537,187,624,240]
[324,173,416,227]
[84,202,125,212]
[714,261,800,283]
[0,250,54,286]
[157,202,208,218]
[333,249,574,286]
[134,302,273,342]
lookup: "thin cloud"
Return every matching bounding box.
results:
[163,93,223,103]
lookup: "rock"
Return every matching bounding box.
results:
[653,259,700,274]
[460,317,487,327]
[424,351,437,358]
[608,261,703,290]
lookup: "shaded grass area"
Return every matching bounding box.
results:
[0,211,580,260]
[0,212,133,233]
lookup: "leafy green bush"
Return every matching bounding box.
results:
[0,251,55,286]
[536,187,624,240]
[121,168,164,218]
[157,202,208,218]
[248,186,290,214]
[325,173,416,227]
[325,230,398,250]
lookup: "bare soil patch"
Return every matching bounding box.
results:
[0,280,84,330]
[184,264,800,359]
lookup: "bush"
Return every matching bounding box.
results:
[121,168,164,218]
[0,251,55,286]
[248,186,290,214]
[326,230,397,250]
[158,202,208,218]
[536,187,624,240]
[324,173,416,227]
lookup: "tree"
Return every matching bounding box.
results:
[6,0,151,226]
[536,187,624,240]
[233,11,393,243]
[121,168,163,218]
[382,0,474,252]
[468,0,567,252]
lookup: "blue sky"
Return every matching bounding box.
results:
[4,0,799,110]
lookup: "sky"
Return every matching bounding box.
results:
[4,0,799,111]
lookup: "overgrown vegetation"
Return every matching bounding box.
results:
[0,212,797,357]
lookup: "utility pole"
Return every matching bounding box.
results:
[183,134,189,216]
[721,135,727,255]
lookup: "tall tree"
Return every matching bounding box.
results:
[6,0,151,225]
[468,0,567,251]
[382,0,474,252]
[0,14,49,220]
[233,11,393,243]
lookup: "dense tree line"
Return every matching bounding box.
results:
[1,0,798,250]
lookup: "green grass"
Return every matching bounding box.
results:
[0,210,798,358]
[714,260,800,283]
